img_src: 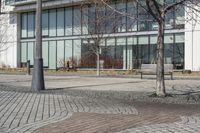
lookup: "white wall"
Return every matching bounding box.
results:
[0,1,17,68]
[185,5,200,71]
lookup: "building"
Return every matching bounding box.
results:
[0,0,200,71]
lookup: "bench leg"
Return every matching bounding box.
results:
[141,73,143,79]
[171,73,173,80]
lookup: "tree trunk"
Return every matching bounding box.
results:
[156,18,166,97]
[96,51,100,76]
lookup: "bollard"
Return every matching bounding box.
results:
[27,60,31,75]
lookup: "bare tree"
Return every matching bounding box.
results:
[101,0,200,96]
[80,0,121,76]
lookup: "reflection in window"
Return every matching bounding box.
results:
[138,36,149,64]
[42,11,49,36]
[42,41,49,67]
[73,7,81,35]
[175,6,185,29]
[116,2,126,32]
[21,42,27,62]
[138,1,149,31]
[65,7,73,36]
[127,1,137,31]
[27,42,34,65]
[57,41,65,67]
[57,8,65,36]
[49,41,56,69]
[27,13,35,38]
[82,6,89,35]
[49,9,56,37]
[65,40,73,62]
[73,40,81,67]
[21,13,27,38]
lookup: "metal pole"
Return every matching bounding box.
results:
[31,0,45,91]
[27,60,30,75]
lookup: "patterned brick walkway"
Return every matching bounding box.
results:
[0,75,200,133]
[0,88,137,133]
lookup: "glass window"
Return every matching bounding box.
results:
[150,35,157,63]
[42,11,49,36]
[57,40,65,68]
[73,7,81,35]
[175,33,184,43]
[175,5,185,29]
[21,42,27,62]
[27,12,35,38]
[57,8,65,36]
[49,41,56,69]
[116,37,126,69]
[116,2,126,32]
[106,38,115,46]
[21,13,27,38]
[165,10,174,29]
[27,42,34,65]
[73,40,81,67]
[65,7,73,36]
[127,37,137,45]
[150,35,157,44]
[82,6,89,34]
[88,6,96,34]
[138,36,148,44]
[164,43,173,64]
[49,9,56,37]
[127,1,137,31]
[42,41,49,67]
[164,34,174,43]
[138,36,149,64]
[65,40,73,61]
[138,1,149,31]
[105,3,115,33]
[174,43,184,66]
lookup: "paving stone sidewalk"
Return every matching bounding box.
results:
[0,74,200,132]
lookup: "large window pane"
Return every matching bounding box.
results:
[116,38,126,69]
[88,6,96,34]
[27,42,34,65]
[175,5,185,29]
[174,43,184,69]
[138,1,149,31]
[27,12,35,38]
[42,11,49,36]
[65,40,73,61]
[105,38,115,69]
[49,9,56,37]
[150,35,157,63]
[138,36,149,64]
[57,40,65,68]
[127,1,137,31]
[73,7,81,35]
[65,7,73,36]
[21,13,27,38]
[21,42,27,62]
[49,41,56,69]
[82,6,88,34]
[73,40,81,67]
[57,8,65,36]
[42,41,49,67]
[116,2,126,32]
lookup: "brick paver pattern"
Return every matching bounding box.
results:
[0,88,137,133]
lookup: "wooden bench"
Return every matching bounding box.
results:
[138,64,173,79]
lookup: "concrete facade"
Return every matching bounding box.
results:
[0,0,17,68]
